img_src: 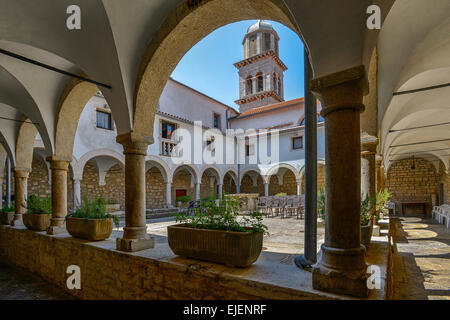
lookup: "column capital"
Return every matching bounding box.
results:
[116,132,153,155]
[311,65,368,118]
[46,157,70,171]
[360,132,378,153]
[13,167,31,178]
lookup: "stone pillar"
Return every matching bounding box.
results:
[264,182,269,197]
[11,168,30,226]
[47,158,69,234]
[116,133,155,252]
[195,183,201,201]
[165,182,172,208]
[361,151,376,201]
[257,32,262,54]
[6,157,11,208]
[73,178,81,210]
[375,158,382,193]
[311,65,369,298]
[296,180,302,195]
[0,179,3,210]
[218,183,223,199]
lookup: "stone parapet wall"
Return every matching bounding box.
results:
[0,226,332,300]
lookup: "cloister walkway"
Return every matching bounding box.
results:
[389,215,450,300]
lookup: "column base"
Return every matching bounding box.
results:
[312,244,369,298]
[116,235,155,252]
[47,225,67,235]
[10,218,24,227]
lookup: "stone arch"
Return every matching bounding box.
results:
[15,119,38,170]
[172,163,201,185]
[221,168,238,185]
[54,77,99,161]
[265,163,301,184]
[133,0,301,139]
[145,155,171,183]
[77,149,125,181]
[199,166,221,184]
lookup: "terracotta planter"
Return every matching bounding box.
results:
[167,223,263,267]
[0,212,15,225]
[105,204,120,213]
[360,223,373,250]
[66,217,113,241]
[23,213,52,231]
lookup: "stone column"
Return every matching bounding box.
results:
[218,184,223,199]
[47,158,69,234]
[116,133,155,252]
[264,182,269,197]
[6,157,11,208]
[11,168,30,226]
[296,180,302,195]
[311,65,369,298]
[73,178,81,210]
[361,151,376,201]
[195,183,201,201]
[165,182,172,208]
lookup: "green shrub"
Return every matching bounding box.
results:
[317,189,325,221]
[67,197,119,228]
[361,195,376,226]
[176,195,191,203]
[1,204,14,213]
[173,196,267,234]
[25,195,51,214]
[275,192,287,197]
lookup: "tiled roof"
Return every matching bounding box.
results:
[230,97,305,120]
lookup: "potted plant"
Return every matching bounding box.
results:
[22,195,52,231]
[317,189,326,228]
[275,192,287,197]
[0,204,15,225]
[168,196,267,267]
[66,197,119,241]
[176,195,191,208]
[104,198,120,213]
[360,195,375,249]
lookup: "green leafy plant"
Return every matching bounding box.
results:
[1,204,14,213]
[173,196,267,234]
[176,195,191,203]
[375,189,392,221]
[360,195,376,226]
[67,196,119,228]
[275,192,287,197]
[25,195,51,214]
[317,188,326,221]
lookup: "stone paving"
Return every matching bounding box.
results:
[0,263,74,300]
[390,215,450,300]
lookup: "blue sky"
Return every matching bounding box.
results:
[171,20,305,111]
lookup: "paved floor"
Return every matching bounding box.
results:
[390,215,450,300]
[0,263,74,300]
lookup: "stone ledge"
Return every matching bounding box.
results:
[0,225,387,300]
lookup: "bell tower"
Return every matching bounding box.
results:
[234,20,287,112]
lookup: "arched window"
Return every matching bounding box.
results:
[273,73,277,93]
[257,74,264,92]
[246,76,253,95]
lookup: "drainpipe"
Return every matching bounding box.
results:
[295,48,317,269]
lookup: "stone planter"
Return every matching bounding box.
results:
[66,217,113,241]
[0,212,15,225]
[23,213,52,231]
[360,223,373,250]
[167,223,263,267]
[105,204,120,213]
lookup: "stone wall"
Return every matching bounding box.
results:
[240,175,265,195]
[0,226,323,300]
[386,158,439,215]
[268,171,297,195]
[28,159,51,198]
[172,171,195,204]
[146,167,166,209]
[81,163,125,210]
[439,162,450,205]
[301,164,325,194]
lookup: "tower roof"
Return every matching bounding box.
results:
[246,20,274,34]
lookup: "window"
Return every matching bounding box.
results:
[292,137,303,150]
[246,77,253,95]
[161,120,176,140]
[264,33,271,52]
[245,144,255,156]
[213,113,221,129]
[96,111,112,130]
[249,35,257,57]
[257,74,264,92]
